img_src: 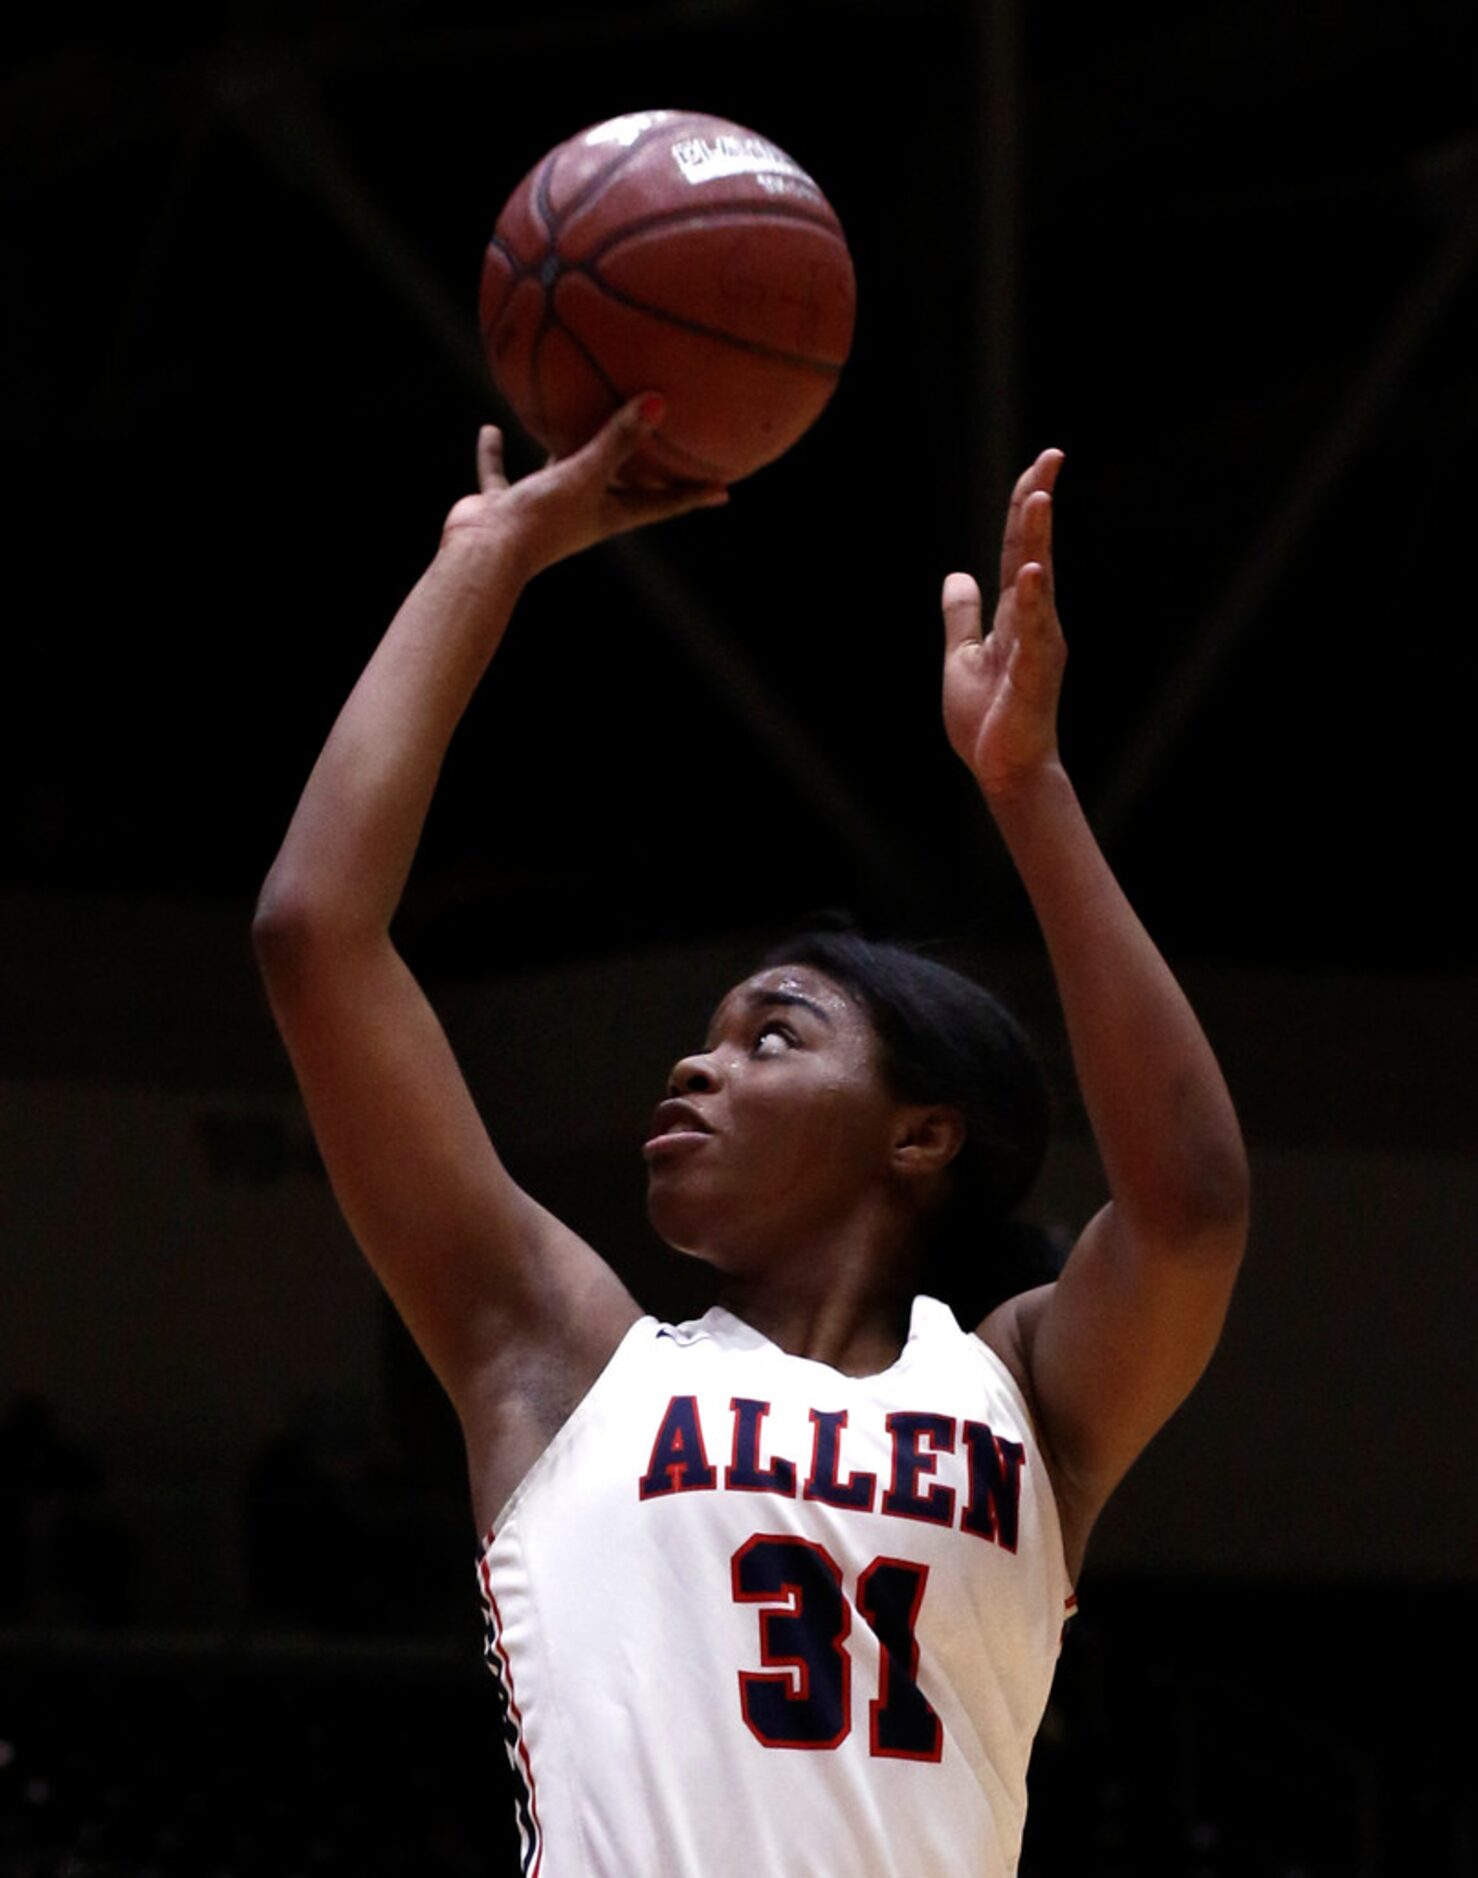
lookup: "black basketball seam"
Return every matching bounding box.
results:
[529,306,733,477]
[636,429,730,480]
[497,120,846,463]
[479,235,526,342]
[533,149,562,245]
[488,200,845,339]
[548,113,716,236]
[533,322,731,474]
[573,269,845,377]
[529,314,555,442]
[582,200,849,270]
[535,309,626,426]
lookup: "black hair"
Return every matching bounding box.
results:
[759,928,1063,1323]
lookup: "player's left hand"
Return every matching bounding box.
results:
[942,448,1066,800]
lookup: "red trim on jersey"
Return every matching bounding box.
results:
[479,1553,544,1877]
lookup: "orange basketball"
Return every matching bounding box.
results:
[479,109,857,485]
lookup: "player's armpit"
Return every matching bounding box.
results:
[980,1199,1244,1575]
[252,913,643,1418]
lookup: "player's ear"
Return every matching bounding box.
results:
[889,1104,965,1184]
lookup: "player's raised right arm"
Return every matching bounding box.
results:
[252,402,725,1424]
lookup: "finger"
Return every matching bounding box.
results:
[1006,571,1066,711]
[477,425,507,494]
[1016,562,1051,625]
[998,447,1064,590]
[1019,489,1054,592]
[997,463,1039,590]
[608,479,729,529]
[941,571,983,652]
[585,392,667,477]
[1012,563,1067,666]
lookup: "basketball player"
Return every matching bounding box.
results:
[253,395,1248,1876]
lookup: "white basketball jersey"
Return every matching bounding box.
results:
[476,1295,1074,1877]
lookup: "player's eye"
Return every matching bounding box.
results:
[753,1021,798,1054]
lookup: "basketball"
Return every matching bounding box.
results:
[478,109,857,485]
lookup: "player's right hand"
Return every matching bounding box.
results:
[441,395,728,578]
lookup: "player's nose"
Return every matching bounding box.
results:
[667,1051,720,1098]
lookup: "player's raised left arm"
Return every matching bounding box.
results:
[942,453,1249,1562]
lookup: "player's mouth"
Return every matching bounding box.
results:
[643,1098,716,1157]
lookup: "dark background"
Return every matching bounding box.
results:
[2,2,1475,1874]
[6,0,1476,970]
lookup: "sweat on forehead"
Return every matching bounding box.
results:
[707,967,861,1036]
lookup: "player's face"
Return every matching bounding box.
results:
[644,965,904,1266]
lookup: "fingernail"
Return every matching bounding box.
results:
[638,393,666,426]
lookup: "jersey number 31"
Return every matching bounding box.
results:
[732,1534,942,1760]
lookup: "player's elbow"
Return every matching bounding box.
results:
[1163,1139,1251,1269]
[1120,1129,1250,1276]
[1150,1074,1252,1266]
[251,886,312,967]
[251,896,315,1010]
[250,886,364,988]
[1200,1143,1250,1248]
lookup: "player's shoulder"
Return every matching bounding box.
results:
[972,1284,1057,1419]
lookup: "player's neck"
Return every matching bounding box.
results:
[717,1267,916,1377]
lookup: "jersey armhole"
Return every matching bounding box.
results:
[478,1314,660,1556]
[968,1321,1078,1609]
